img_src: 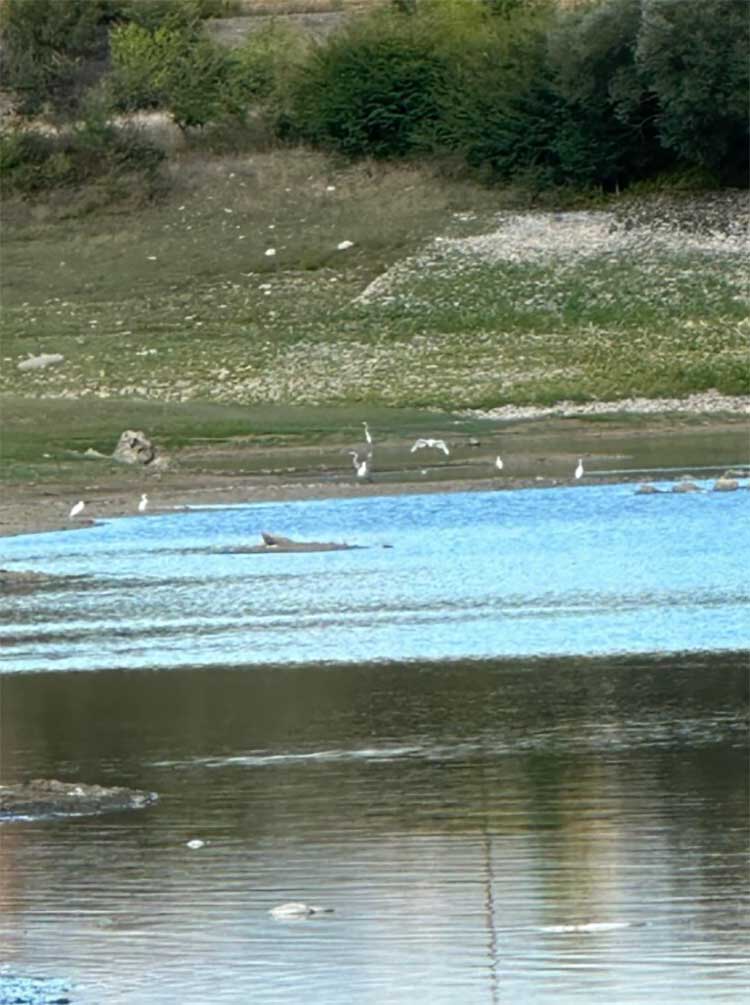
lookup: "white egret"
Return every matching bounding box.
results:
[362,421,372,445]
[348,450,371,481]
[69,500,85,518]
[411,438,450,456]
[575,458,584,479]
[138,493,148,512]
[495,456,504,471]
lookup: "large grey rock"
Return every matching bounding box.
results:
[0,779,159,820]
[672,481,702,493]
[713,477,739,491]
[17,353,64,371]
[636,484,661,494]
[112,429,157,466]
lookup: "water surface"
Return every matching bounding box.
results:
[0,654,747,1004]
[0,481,747,672]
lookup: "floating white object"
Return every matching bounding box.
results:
[540,921,633,934]
[69,500,85,518]
[269,902,332,920]
[265,248,276,257]
[337,240,354,250]
[186,839,206,850]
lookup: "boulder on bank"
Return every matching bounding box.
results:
[0,779,159,820]
[112,429,158,466]
[672,481,702,493]
[713,477,739,491]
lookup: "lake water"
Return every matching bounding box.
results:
[1,483,748,1004]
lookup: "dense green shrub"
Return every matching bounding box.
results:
[635,0,749,181]
[281,9,449,157]
[0,122,165,195]
[0,0,108,115]
[109,21,243,129]
[543,0,670,189]
[230,22,310,104]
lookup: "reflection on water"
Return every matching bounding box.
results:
[1,654,748,1004]
[0,481,748,672]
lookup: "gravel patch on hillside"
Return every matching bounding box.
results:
[357,191,748,304]
[465,389,750,422]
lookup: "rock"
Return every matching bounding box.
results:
[17,353,64,371]
[636,484,661,494]
[0,974,71,1005]
[219,533,361,554]
[112,429,157,466]
[83,447,107,459]
[672,481,702,493]
[0,779,159,820]
[0,569,85,594]
[713,477,739,491]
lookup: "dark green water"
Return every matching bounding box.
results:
[1,651,747,1004]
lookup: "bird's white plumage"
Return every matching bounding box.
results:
[138,493,148,512]
[348,450,371,480]
[69,500,85,518]
[495,455,504,471]
[410,438,450,456]
[362,421,372,445]
[575,458,584,479]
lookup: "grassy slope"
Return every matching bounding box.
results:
[1,148,748,477]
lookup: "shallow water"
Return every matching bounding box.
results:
[1,655,748,1004]
[1,483,748,1003]
[0,481,748,672]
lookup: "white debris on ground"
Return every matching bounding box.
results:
[466,389,750,422]
[356,195,748,305]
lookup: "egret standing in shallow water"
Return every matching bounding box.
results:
[575,458,584,480]
[348,450,371,481]
[138,493,148,513]
[69,500,85,519]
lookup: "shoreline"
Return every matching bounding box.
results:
[1,407,747,540]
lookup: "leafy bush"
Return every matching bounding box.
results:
[230,22,309,104]
[109,21,243,129]
[281,9,449,157]
[0,0,108,115]
[543,0,670,189]
[636,0,749,181]
[0,121,165,196]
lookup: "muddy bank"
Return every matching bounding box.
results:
[0,411,746,539]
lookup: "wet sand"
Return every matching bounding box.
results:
[1,412,747,539]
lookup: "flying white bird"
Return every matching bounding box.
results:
[495,456,504,471]
[69,500,85,518]
[411,438,450,456]
[348,450,371,481]
[575,458,584,479]
[362,421,372,445]
[138,493,148,512]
